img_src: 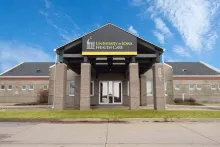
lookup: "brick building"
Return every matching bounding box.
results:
[0,23,220,110]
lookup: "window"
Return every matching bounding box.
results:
[175,84,180,90]
[147,81,153,96]
[21,85,27,90]
[127,81,129,96]
[196,84,201,90]
[165,81,168,96]
[29,85,34,90]
[0,85,5,90]
[90,81,94,96]
[8,85,12,90]
[211,84,217,90]
[189,84,195,90]
[69,81,75,96]
[43,85,48,90]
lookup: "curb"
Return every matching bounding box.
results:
[0,118,220,123]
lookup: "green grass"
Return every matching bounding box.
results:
[0,110,220,119]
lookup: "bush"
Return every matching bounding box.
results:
[174,98,183,103]
[174,97,196,104]
[185,98,196,103]
[37,89,48,104]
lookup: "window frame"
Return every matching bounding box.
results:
[21,85,27,90]
[69,81,75,96]
[29,85,34,90]
[7,85,12,90]
[0,85,5,90]
[174,84,180,90]
[90,81,94,96]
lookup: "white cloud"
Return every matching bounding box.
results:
[148,0,220,52]
[173,45,191,57]
[153,31,164,44]
[154,17,172,36]
[128,25,139,36]
[39,0,81,43]
[0,41,53,72]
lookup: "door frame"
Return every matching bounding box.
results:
[99,81,123,104]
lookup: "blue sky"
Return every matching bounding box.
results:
[0,0,220,72]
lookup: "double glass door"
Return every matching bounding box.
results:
[99,81,122,104]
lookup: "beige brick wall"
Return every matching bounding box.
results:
[173,80,220,102]
[0,79,49,103]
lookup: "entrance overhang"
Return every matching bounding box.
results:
[55,23,164,75]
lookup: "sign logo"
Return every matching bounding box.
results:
[87,36,95,49]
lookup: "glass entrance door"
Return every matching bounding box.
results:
[99,81,122,104]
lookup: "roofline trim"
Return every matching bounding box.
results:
[173,75,220,77]
[54,23,164,52]
[163,63,172,68]
[0,76,49,78]
[200,61,220,74]
[0,62,24,76]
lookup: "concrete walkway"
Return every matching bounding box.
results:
[0,122,220,147]
[1,104,220,110]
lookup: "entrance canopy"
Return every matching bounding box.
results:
[55,23,164,75]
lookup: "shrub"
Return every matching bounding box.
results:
[37,89,49,104]
[189,97,196,103]
[174,98,183,103]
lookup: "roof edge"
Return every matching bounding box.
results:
[0,76,49,78]
[0,62,24,76]
[200,61,220,74]
[173,75,220,77]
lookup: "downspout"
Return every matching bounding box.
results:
[52,53,58,110]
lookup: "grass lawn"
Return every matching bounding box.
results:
[0,110,220,119]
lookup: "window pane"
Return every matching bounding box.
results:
[189,84,195,89]
[211,84,217,89]
[175,84,180,89]
[8,85,12,90]
[147,81,153,96]
[29,85,34,90]
[22,85,26,90]
[90,81,94,96]
[69,81,75,96]
[196,85,201,89]
[43,85,48,90]
[127,81,129,96]
[1,85,5,90]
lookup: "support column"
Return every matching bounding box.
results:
[129,63,140,109]
[152,63,166,110]
[140,75,147,106]
[54,63,67,110]
[80,63,91,110]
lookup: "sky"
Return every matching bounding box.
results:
[0,0,220,72]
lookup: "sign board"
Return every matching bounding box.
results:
[82,24,137,55]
